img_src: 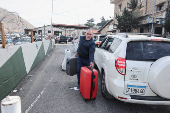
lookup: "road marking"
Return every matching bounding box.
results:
[25,75,55,113]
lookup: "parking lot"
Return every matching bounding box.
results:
[3,42,170,113]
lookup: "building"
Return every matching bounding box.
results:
[91,29,100,36]
[110,0,168,35]
[33,24,89,37]
[33,25,63,36]
[98,19,114,34]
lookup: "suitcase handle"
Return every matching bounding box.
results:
[87,66,94,70]
[93,82,95,91]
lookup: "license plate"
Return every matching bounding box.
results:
[126,85,146,95]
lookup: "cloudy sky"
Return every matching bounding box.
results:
[0,0,115,27]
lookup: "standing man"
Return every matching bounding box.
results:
[76,29,95,89]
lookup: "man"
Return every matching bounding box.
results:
[76,29,95,89]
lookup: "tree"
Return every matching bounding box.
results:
[165,19,170,33]
[164,2,170,34]
[97,16,109,27]
[115,0,141,32]
[115,8,133,32]
[127,0,138,11]
[84,18,95,28]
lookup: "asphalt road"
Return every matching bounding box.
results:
[3,42,170,113]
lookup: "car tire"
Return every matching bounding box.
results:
[101,71,113,99]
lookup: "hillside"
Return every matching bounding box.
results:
[0,7,34,33]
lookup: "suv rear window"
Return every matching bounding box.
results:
[126,41,170,61]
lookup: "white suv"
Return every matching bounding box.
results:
[94,33,170,105]
[93,34,107,47]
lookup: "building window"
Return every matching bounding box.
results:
[119,4,122,12]
[48,30,51,33]
[157,4,164,11]
[139,0,143,2]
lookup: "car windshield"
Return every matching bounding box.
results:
[11,35,16,37]
[99,36,106,41]
[126,41,170,61]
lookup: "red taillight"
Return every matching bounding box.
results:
[115,57,126,75]
[96,42,100,45]
[151,39,163,41]
[78,39,80,42]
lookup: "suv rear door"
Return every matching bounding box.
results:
[125,40,170,95]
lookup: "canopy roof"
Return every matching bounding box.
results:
[52,24,89,29]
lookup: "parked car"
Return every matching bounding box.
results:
[0,36,8,44]
[93,34,107,47]
[94,33,170,105]
[6,38,12,43]
[68,37,73,42]
[72,37,78,44]
[35,36,42,41]
[12,37,20,45]
[15,37,31,45]
[58,35,67,44]
[0,36,2,44]
[72,35,85,44]
[55,36,60,44]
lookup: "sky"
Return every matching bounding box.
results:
[0,0,115,27]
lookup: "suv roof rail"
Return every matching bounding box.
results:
[109,33,151,38]
[116,33,129,38]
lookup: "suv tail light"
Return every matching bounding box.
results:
[96,42,100,45]
[115,57,126,75]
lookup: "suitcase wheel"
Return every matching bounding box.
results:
[83,99,87,102]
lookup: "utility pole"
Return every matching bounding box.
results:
[0,23,6,48]
[31,29,33,43]
[51,0,53,36]
[151,0,156,36]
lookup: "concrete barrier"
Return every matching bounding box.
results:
[0,40,54,101]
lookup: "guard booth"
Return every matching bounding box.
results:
[54,31,62,36]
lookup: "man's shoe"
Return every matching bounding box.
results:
[77,86,80,90]
[69,86,80,90]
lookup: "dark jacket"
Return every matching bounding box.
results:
[77,36,95,62]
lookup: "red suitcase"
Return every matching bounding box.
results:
[80,66,98,100]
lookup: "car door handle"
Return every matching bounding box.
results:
[128,69,140,72]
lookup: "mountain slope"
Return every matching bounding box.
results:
[0,7,34,33]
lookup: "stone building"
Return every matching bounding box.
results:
[98,19,114,34]
[111,0,168,35]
